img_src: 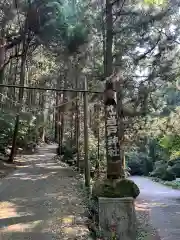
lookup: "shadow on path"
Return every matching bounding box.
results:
[131,176,180,240]
[0,144,88,240]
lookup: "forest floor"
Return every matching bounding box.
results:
[0,160,16,179]
[0,144,89,240]
[0,150,37,179]
[136,200,161,240]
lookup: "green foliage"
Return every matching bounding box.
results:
[152,178,180,189]
[144,0,167,5]
[126,152,144,176]
[126,151,153,176]
[159,135,180,154]
[158,134,180,163]
[30,0,89,54]
[168,158,180,177]
[161,169,176,181]
[79,132,105,169]
[66,23,89,53]
[0,111,38,154]
[0,112,14,153]
[150,160,167,178]
[163,180,180,189]
[63,147,74,161]
[60,142,77,162]
[126,135,180,182]
[150,160,176,180]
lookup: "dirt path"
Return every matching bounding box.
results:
[131,176,180,240]
[0,145,89,240]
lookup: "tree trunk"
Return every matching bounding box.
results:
[60,66,68,150]
[38,87,49,142]
[55,91,59,142]
[0,37,5,101]
[70,111,74,146]
[13,47,20,101]
[8,21,29,162]
[104,0,113,78]
[59,94,63,153]
[74,64,80,169]
[83,78,90,189]
[9,49,27,162]
[104,0,122,178]
[7,52,13,108]
[75,102,80,169]
[96,104,100,174]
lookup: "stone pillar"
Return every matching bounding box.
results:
[104,81,122,179]
[98,197,136,240]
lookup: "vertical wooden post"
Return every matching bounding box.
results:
[97,107,100,170]
[83,78,90,188]
[54,93,58,142]
[94,103,100,175]
[57,89,62,155]
[75,99,80,169]
[0,38,5,101]
[58,121,61,156]
[75,66,80,170]
[9,28,28,162]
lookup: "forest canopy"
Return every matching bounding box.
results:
[0,0,180,181]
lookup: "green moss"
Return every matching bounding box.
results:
[92,178,140,199]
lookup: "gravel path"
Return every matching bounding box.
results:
[0,145,89,240]
[131,176,180,240]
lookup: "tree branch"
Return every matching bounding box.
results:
[123,107,147,117]
[113,0,127,23]
[1,53,22,70]
[5,36,23,50]
[134,35,161,63]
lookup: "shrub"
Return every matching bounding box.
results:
[0,112,38,154]
[126,151,143,176]
[0,113,14,153]
[57,144,67,156]
[128,160,144,176]
[150,160,167,178]
[161,169,176,181]
[170,162,180,177]
[126,151,151,176]
[63,147,74,161]
[163,180,180,189]
[168,157,180,177]
[168,160,175,167]
[168,157,180,166]
[79,132,105,169]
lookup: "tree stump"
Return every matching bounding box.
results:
[98,197,136,240]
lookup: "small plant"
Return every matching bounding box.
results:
[161,169,176,181]
[110,224,117,240]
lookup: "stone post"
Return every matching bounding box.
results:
[99,197,136,240]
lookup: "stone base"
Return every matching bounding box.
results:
[98,197,136,240]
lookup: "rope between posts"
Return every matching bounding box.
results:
[0,81,102,114]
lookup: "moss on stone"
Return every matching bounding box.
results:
[92,178,140,199]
